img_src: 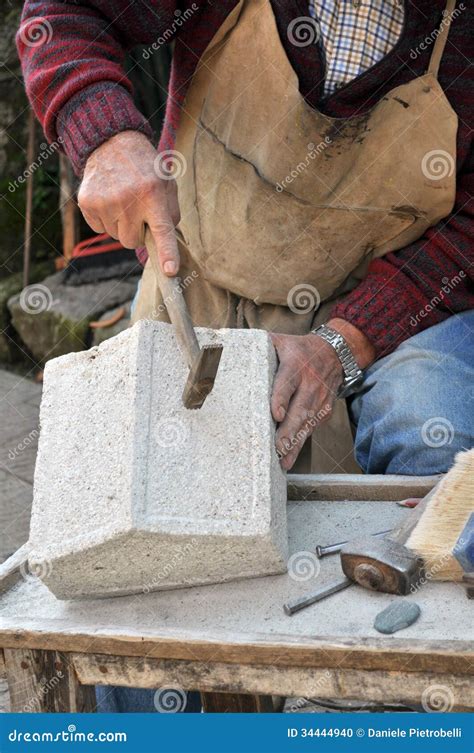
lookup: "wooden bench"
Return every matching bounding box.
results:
[1,475,472,713]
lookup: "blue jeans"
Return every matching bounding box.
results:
[96,312,473,712]
[350,311,474,475]
[95,686,202,713]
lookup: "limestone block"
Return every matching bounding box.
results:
[29,320,288,599]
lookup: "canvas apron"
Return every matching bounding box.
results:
[133,0,457,472]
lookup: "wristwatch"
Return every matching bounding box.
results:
[311,324,364,398]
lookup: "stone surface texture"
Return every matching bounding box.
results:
[29,320,288,599]
[8,272,138,364]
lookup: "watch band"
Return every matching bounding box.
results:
[311,324,364,398]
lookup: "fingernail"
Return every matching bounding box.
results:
[164,261,177,274]
[277,406,286,421]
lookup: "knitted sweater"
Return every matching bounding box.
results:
[17,0,473,357]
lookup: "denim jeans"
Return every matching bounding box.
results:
[96,312,473,712]
[350,311,474,475]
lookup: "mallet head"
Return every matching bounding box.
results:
[340,535,424,595]
[182,344,223,409]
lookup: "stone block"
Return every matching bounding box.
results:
[29,320,288,599]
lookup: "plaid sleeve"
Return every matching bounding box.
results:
[331,171,474,358]
[16,1,181,173]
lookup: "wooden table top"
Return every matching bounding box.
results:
[1,483,472,677]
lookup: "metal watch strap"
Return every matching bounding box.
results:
[311,324,363,398]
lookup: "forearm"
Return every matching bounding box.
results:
[16,1,181,173]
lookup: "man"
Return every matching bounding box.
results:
[18,0,473,474]
[17,0,473,711]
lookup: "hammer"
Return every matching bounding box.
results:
[339,487,437,595]
[145,229,223,409]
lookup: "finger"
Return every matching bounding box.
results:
[101,219,119,242]
[81,209,106,235]
[270,336,300,423]
[275,387,316,458]
[116,218,143,250]
[271,364,300,424]
[146,203,180,276]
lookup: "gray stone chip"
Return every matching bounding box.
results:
[374,599,421,634]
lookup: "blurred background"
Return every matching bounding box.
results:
[0,3,172,712]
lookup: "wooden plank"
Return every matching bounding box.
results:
[0,650,5,679]
[200,692,275,713]
[287,474,440,501]
[72,653,474,711]
[2,630,472,676]
[4,648,96,713]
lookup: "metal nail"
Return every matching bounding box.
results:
[284,577,352,615]
[315,529,392,558]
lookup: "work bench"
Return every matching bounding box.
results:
[1,475,472,713]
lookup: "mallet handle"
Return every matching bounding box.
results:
[145,228,200,368]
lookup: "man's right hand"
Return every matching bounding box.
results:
[78,130,180,275]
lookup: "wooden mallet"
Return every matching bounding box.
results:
[145,229,223,409]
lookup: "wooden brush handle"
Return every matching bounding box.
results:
[145,227,200,368]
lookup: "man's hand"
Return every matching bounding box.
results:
[78,131,180,275]
[270,319,375,470]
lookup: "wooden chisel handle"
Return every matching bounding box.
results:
[145,227,200,368]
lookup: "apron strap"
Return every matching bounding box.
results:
[427,0,457,78]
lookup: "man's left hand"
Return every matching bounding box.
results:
[270,319,375,470]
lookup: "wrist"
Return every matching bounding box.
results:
[326,318,376,370]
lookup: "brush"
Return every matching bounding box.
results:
[406,448,474,581]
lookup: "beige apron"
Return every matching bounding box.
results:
[133,0,457,472]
